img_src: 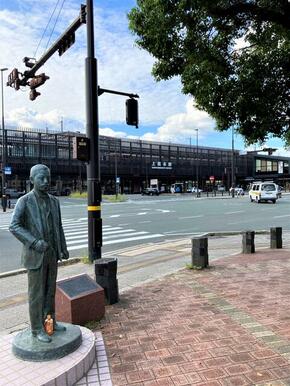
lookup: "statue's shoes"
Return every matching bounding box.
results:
[54,322,66,332]
[36,330,52,343]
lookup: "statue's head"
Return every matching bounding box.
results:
[30,164,50,193]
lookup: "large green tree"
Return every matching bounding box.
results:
[128,0,290,144]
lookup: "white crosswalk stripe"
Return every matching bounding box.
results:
[0,216,164,251]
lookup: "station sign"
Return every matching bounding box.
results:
[152,161,172,169]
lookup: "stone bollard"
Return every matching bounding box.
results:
[95,258,119,304]
[270,227,282,249]
[242,231,255,254]
[191,237,209,268]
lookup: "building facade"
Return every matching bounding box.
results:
[1,127,290,194]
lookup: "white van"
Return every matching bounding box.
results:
[249,182,278,203]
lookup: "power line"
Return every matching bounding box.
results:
[33,0,62,58]
[45,0,66,52]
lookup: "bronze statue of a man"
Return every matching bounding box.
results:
[9,164,69,343]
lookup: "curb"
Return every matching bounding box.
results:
[0,257,82,279]
[0,230,270,279]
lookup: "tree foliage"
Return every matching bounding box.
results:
[128,0,290,144]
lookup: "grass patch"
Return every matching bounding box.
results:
[84,320,101,330]
[81,256,93,265]
[68,192,127,202]
[70,191,87,199]
[186,263,203,270]
[103,194,127,202]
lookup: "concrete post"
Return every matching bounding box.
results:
[191,237,209,268]
[95,258,119,304]
[270,227,282,249]
[242,231,255,254]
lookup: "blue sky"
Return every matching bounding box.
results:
[0,0,288,154]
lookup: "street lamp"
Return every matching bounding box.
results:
[1,67,8,212]
[231,127,235,198]
[195,129,199,197]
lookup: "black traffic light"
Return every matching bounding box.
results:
[29,89,41,101]
[126,98,138,128]
[7,68,20,90]
[58,33,76,56]
[29,73,50,89]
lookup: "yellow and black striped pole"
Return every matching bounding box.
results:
[86,0,102,261]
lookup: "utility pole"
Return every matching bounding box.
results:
[60,116,64,132]
[1,67,8,212]
[114,140,118,199]
[86,0,102,261]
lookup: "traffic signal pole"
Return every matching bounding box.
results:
[86,0,102,261]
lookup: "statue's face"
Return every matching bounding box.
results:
[32,169,50,193]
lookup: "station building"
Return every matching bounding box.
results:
[1,127,290,194]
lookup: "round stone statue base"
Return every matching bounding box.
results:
[12,322,82,361]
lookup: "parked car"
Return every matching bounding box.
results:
[4,188,25,199]
[278,186,284,198]
[249,182,278,203]
[191,187,203,193]
[230,187,244,196]
[49,187,71,196]
[141,187,159,196]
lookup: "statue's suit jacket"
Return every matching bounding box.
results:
[9,191,68,269]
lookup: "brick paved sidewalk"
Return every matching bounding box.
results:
[100,249,290,386]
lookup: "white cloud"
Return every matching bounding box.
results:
[1,0,188,133]
[99,127,127,138]
[141,99,216,143]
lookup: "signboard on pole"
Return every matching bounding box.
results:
[4,166,12,175]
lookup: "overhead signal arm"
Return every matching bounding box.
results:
[98,86,140,128]
[6,4,86,100]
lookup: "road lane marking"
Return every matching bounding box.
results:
[179,215,204,219]
[224,211,244,215]
[137,212,147,215]
[65,227,122,236]
[67,233,164,251]
[109,215,121,218]
[65,229,137,240]
[66,231,149,245]
[273,214,290,218]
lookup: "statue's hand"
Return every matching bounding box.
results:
[34,240,49,253]
[60,250,69,260]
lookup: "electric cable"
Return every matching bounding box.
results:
[33,0,62,58]
[45,0,66,52]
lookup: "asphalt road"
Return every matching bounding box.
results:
[1,193,290,273]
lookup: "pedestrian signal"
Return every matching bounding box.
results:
[126,98,138,128]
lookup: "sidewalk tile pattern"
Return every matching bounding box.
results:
[76,331,112,386]
[100,249,290,386]
[0,326,96,386]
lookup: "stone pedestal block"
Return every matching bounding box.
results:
[270,227,282,249]
[242,231,255,254]
[95,258,119,304]
[12,323,82,361]
[191,237,209,269]
[55,274,105,325]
